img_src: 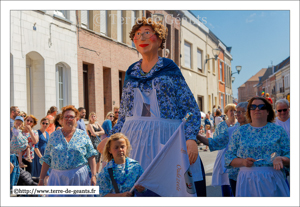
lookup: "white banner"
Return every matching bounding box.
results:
[134,121,196,197]
[12,186,99,195]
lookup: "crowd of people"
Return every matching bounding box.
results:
[9,16,290,197]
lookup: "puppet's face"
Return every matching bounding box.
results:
[133,25,162,57]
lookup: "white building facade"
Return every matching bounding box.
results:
[180,11,219,113]
[10,10,78,123]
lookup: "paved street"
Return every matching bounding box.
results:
[198,145,222,197]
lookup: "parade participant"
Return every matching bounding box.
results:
[265,93,273,104]
[98,17,205,196]
[274,99,290,139]
[197,103,237,197]
[225,97,290,197]
[21,115,39,174]
[10,106,20,140]
[45,106,57,136]
[112,107,119,127]
[38,105,98,196]
[97,133,146,197]
[101,111,115,140]
[87,112,105,174]
[77,107,87,132]
[32,117,50,182]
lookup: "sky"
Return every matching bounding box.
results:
[190,10,290,99]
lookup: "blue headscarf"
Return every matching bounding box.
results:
[124,57,185,87]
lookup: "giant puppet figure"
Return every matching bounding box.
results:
[98,17,206,196]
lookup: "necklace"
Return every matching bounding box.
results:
[112,158,129,185]
[140,68,149,76]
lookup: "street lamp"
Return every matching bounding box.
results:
[231,76,235,83]
[231,65,242,83]
[205,48,221,64]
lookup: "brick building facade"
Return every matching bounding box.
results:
[77,10,143,122]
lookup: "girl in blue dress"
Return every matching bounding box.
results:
[32,117,50,183]
[97,133,146,197]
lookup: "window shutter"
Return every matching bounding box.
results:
[184,42,191,69]
[81,10,88,28]
[100,10,107,35]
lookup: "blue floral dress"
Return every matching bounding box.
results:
[40,129,98,170]
[97,158,144,197]
[209,121,239,184]
[109,56,200,142]
[225,122,290,177]
[224,122,290,196]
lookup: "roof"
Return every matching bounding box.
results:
[274,56,290,73]
[247,68,267,82]
[239,83,246,88]
[260,67,273,83]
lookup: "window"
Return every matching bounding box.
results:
[100,10,107,36]
[284,75,289,88]
[197,49,203,73]
[219,61,223,81]
[81,10,89,29]
[56,64,69,110]
[54,10,69,20]
[212,58,215,73]
[184,41,191,69]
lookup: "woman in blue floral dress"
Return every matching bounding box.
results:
[225,97,290,197]
[197,104,238,197]
[38,105,98,196]
[98,17,205,196]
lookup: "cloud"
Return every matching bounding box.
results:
[246,13,256,23]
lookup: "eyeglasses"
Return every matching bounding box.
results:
[64,116,76,120]
[115,111,119,114]
[109,116,114,118]
[277,109,288,113]
[234,111,246,115]
[26,120,33,123]
[250,104,267,110]
[42,122,49,125]
[134,31,155,40]
[22,115,26,118]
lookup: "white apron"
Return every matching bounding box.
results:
[121,81,203,181]
[236,167,289,197]
[211,148,230,186]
